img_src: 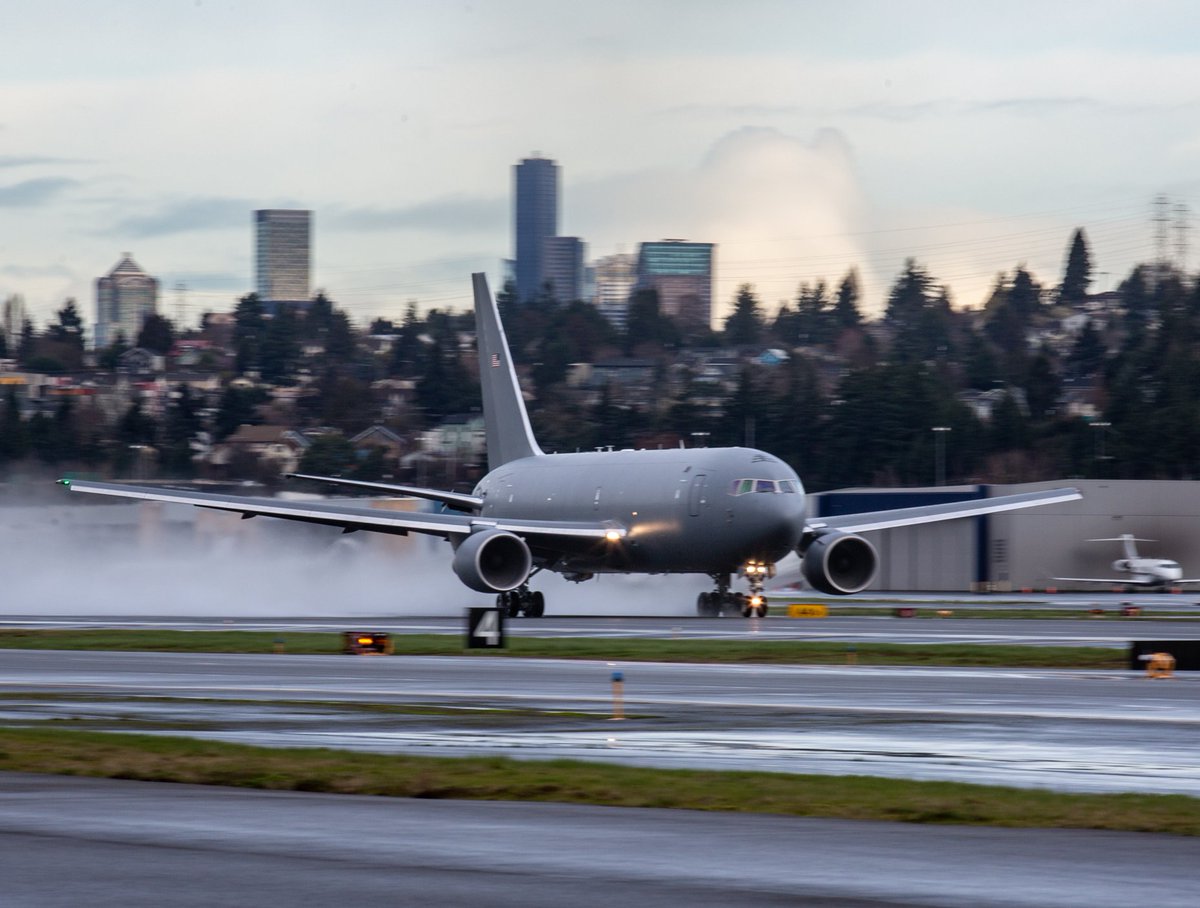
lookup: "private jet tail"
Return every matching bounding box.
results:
[1089,534,1152,561]
[473,273,544,471]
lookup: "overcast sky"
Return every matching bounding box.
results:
[3,0,1200,330]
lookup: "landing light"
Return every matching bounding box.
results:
[605,529,622,543]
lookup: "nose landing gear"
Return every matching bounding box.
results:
[740,561,774,618]
[696,565,773,618]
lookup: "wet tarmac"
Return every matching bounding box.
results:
[3,610,1199,647]
[5,773,1197,908]
[1,650,1198,795]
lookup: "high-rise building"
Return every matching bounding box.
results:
[2,294,27,350]
[592,253,637,331]
[513,156,559,302]
[254,209,311,306]
[543,236,585,304]
[95,254,159,349]
[635,241,715,333]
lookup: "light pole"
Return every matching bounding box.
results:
[932,426,951,486]
[1091,420,1111,472]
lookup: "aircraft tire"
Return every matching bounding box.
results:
[528,591,545,618]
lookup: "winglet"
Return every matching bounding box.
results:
[473,273,543,470]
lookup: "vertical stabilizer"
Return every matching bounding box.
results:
[473,273,543,470]
[1120,534,1139,561]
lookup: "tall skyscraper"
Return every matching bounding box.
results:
[95,254,159,349]
[543,236,585,303]
[2,294,27,349]
[592,253,637,331]
[513,156,559,302]
[255,209,311,306]
[635,240,715,333]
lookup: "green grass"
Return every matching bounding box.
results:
[0,726,1194,834]
[0,629,1127,668]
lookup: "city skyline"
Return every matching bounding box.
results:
[4,2,1200,329]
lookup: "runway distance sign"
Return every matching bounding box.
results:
[466,607,506,649]
[786,604,829,619]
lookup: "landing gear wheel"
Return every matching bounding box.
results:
[527,590,545,618]
[497,591,520,618]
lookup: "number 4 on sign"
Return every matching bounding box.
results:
[466,607,506,649]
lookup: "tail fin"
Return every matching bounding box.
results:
[473,273,543,470]
[1090,534,1151,560]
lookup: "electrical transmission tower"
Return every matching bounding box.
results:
[1174,202,1190,273]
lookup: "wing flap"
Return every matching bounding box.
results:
[285,473,483,512]
[808,487,1081,535]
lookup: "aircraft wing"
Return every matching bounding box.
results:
[807,487,1081,535]
[285,473,483,512]
[58,480,620,542]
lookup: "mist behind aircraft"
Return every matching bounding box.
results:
[0,499,708,617]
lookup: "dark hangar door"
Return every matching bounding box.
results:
[688,474,708,516]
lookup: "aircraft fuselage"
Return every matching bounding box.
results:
[474,446,806,575]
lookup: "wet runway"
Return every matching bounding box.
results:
[5,772,1196,908]
[3,611,1199,647]
[1,649,1198,795]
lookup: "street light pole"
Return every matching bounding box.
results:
[932,426,951,486]
[1091,421,1111,473]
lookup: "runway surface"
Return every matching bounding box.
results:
[2,772,1197,908]
[3,612,1199,646]
[2,649,1198,795]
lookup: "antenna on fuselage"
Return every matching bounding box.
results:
[472,273,544,470]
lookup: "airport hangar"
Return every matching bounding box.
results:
[815,479,1200,592]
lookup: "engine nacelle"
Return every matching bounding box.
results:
[1113,559,1131,572]
[452,529,532,593]
[801,531,878,595]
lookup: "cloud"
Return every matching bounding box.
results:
[330,196,507,234]
[0,155,87,169]
[113,197,259,237]
[572,127,870,317]
[0,177,77,207]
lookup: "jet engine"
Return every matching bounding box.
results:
[801,531,878,595]
[1113,559,1131,572]
[452,529,533,593]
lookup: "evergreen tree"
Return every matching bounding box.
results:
[233,293,266,374]
[0,388,26,464]
[214,386,264,440]
[723,285,764,347]
[161,385,201,476]
[623,288,679,354]
[16,318,35,368]
[260,306,301,383]
[136,313,175,354]
[832,269,862,329]
[1068,320,1106,377]
[49,299,85,351]
[1060,228,1092,306]
[297,434,356,476]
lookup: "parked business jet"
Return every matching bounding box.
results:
[1054,534,1200,590]
[60,274,1081,618]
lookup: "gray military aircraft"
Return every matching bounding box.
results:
[60,274,1081,618]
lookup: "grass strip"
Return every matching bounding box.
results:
[0,726,1194,835]
[0,629,1126,668]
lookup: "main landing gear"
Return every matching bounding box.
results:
[497,586,544,619]
[696,566,771,619]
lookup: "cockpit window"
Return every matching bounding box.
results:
[728,478,801,496]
